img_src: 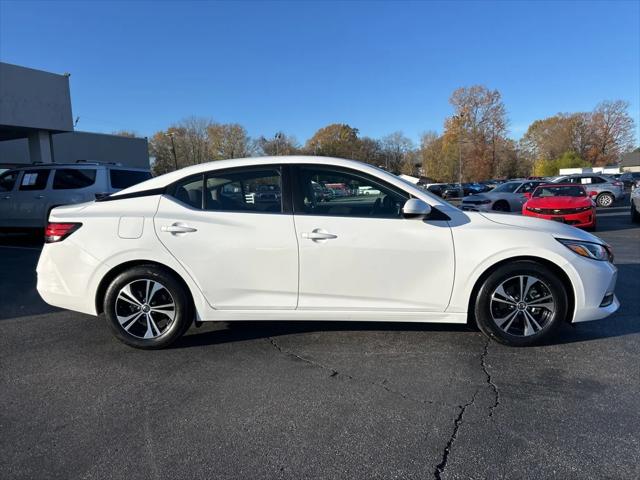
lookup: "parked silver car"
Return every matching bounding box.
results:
[460,180,544,212]
[0,162,151,229]
[550,174,624,208]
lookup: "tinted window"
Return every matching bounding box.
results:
[533,185,586,198]
[171,176,204,209]
[295,167,408,218]
[53,168,97,189]
[492,182,520,193]
[0,170,18,192]
[110,170,152,189]
[204,168,282,213]
[19,170,50,191]
[518,182,542,193]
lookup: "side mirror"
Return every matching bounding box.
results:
[402,198,432,219]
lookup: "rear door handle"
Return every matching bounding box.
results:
[301,229,337,241]
[161,223,198,234]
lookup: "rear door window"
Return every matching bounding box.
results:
[205,168,283,213]
[19,170,50,191]
[0,170,18,192]
[109,170,152,189]
[53,168,97,189]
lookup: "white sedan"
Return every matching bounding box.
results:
[37,156,619,349]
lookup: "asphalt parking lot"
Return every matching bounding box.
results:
[1,204,639,480]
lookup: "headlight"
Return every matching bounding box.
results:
[557,238,614,262]
[526,207,542,212]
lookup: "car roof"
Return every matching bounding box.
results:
[534,183,585,189]
[110,156,424,198]
[8,163,149,171]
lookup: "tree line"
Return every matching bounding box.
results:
[128,85,636,181]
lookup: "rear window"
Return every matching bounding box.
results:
[53,168,97,189]
[109,170,152,189]
[19,170,50,191]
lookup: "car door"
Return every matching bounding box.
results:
[11,169,51,227]
[0,170,19,227]
[292,165,455,311]
[154,165,298,310]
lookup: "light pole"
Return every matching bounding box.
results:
[454,113,467,189]
[165,132,178,171]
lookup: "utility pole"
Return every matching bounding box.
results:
[455,113,466,191]
[165,132,178,171]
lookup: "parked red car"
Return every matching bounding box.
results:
[523,184,597,230]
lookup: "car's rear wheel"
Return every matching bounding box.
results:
[104,266,193,349]
[474,260,568,346]
[596,192,614,208]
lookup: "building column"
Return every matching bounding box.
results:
[27,130,54,163]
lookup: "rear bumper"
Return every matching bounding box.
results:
[36,241,106,316]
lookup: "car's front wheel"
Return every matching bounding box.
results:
[474,260,568,346]
[103,265,193,349]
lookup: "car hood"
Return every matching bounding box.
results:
[479,211,603,243]
[526,196,591,208]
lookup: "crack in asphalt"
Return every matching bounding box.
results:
[267,337,442,407]
[481,338,500,417]
[434,390,479,480]
[434,339,501,479]
[268,335,502,480]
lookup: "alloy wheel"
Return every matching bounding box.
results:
[489,275,556,337]
[597,194,613,207]
[114,279,176,339]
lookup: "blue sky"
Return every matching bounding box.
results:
[1,0,638,145]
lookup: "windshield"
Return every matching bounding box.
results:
[533,185,586,198]
[492,182,520,193]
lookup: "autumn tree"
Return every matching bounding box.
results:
[207,123,253,160]
[257,132,300,156]
[379,131,414,173]
[447,85,509,181]
[588,100,636,165]
[304,124,361,158]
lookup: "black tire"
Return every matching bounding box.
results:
[474,260,568,347]
[492,201,510,212]
[631,203,640,223]
[596,192,614,208]
[103,265,193,349]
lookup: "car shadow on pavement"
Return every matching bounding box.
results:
[172,321,475,349]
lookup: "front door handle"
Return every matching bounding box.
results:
[161,223,198,234]
[35,195,44,199]
[1,195,10,200]
[301,229,338,241]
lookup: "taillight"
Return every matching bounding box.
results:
[44,223,82,243]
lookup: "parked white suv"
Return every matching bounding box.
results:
[0,163,151,229]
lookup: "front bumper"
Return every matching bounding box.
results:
[523,209,595,228]
[568,255,619,323]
